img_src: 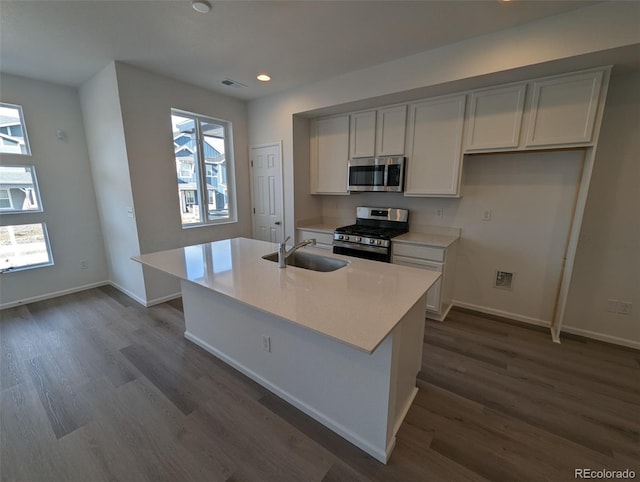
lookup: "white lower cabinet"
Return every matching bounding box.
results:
[393,256,443,312]
[392,241,457,321]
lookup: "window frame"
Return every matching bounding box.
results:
[171,108,238,228]
[0,222,54,273]
[0,102,32,156]
[0,165,44,214]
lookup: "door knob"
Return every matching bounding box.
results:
[274,221,281,225]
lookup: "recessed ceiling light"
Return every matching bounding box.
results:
[192,1,212,13]
[257,74,271,82]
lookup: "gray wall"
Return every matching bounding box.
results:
[113,62,251,303]
[1,73,108,306]
[248,3,640,346]
[79,63,146,302]
[562,71,640,344]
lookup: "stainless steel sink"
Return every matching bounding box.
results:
[262,251,349,272]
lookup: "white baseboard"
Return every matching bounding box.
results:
[560,326,640,350]
[107,281,147,306]
[184,330,390,464]
[145,292,182,307]
[451,300,551,328]
[0,278,181,311]
[452,300,640,350]
[0,280,110,310]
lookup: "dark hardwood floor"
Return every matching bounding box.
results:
[1,286,638,481]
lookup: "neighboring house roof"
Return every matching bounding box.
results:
[0,115,20,125]
[0,169,33,185]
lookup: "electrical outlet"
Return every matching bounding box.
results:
[482,209,492,221]
[606,299,618,313]
[262,335,271,352]
[617,301,632,315]
[80,260,88,270]
[436,208,444,217]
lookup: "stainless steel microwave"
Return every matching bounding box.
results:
[347,156,405,192]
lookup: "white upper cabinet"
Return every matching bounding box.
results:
[349,105,406,158]
[525,69,604,148]
[349,111,376,158]
[310,115,350,195]
[404,94,466,197]
[375,105,407,157]
[464,83,526,152]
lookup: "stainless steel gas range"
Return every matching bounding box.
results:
[333,207,409,263]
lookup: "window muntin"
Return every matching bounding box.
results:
[0,223,53,272]
[0,165,43,213]
[171,110,236,227]
[0,103,31,155]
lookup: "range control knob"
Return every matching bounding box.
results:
[369,239,375,245]
[378,240,384,246]
[338,235,344,240]
[355,236,362,242]
[344,235,350,241]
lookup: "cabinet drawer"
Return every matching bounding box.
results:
[392,243,445,262]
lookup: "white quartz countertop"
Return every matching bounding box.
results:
[133,237,439,354]
[394,232,459,248]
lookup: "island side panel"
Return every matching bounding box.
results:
[180,280,395,463]
[386,293,427,450]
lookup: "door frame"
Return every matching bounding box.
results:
[249,141,285,242]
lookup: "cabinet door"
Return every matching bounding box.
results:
[525,70,603,148]
[349,111,376,159]
[465,83,526,152]
[311,116,350,194]
[376,105,406,156]
[404,95,466,196]
[392,255,443,313]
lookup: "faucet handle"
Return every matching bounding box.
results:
[281,236,290,246]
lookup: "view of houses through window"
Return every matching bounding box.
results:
[0,103,31,155]
[170,109,235,227]
[0,102,53,271]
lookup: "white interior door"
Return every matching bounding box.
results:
[251,143,284,243]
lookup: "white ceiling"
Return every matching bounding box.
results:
[0,0,602,100]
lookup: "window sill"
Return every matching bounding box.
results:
[1,261,54,274]
[181,218,238,230]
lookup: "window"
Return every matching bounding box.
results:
[0,104,52,270]
[0,103,31,155]
[171,109,236,227]
[0,223,53,271]
[0,166,42,213]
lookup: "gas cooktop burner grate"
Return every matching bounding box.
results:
[334,224,406,239]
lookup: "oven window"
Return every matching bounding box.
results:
[349,165,385,186]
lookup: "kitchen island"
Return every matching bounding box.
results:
[133,237,439,463]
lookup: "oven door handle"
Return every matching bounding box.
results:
[332,240,389,255]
